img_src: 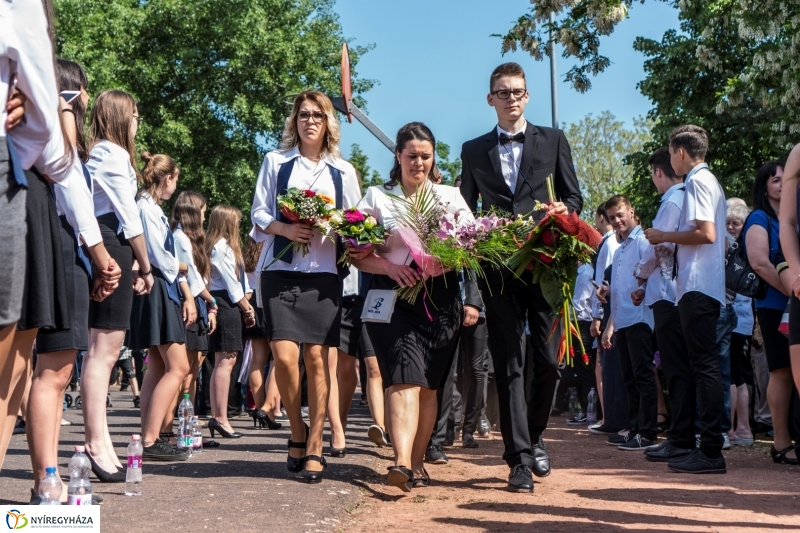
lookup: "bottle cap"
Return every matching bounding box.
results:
[132,434,141,441]
[46,466,57,474]
[183,393,190,399]
[75,445,85,452]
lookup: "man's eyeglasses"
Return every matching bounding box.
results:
[491,89,527,100]
[133,115,143,125]
[298,111,326,123]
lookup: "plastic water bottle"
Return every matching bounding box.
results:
[568,387,579,416]
[39,466,62,504]
[67,446,92,505]
[125,435,143,496]
[586,388,599,423]
[191,416,203,454]
[177,394,194,452]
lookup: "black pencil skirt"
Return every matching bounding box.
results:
[88,214,133,330]
[366,271,463,389]
[209,290,244,353]
[339,295,365,355]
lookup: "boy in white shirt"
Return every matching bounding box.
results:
[645,125,727,474]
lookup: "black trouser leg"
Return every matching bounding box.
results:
[460,321,488,435]
[524,287,560,442]
[600,338,630,431]
[653,301,696,448]
[431,347,458,447]
[679,292,724,456]
[616,323,657,440]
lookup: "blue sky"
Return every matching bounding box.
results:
[335,0,680,175]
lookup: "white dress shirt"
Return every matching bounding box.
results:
[250,146,361,275]
[676,164,727,305]
[573,263,595,322]
[137,194,179,282]
[209,238,250,303]
[86,140,143,239]
[173,226,206,297]
[497,125,523,193]
[610,226,653,330]
[591,230,621,320]
[343,264,360,297]
[638,183,684,307]
[1,0,59,167]
[357,182,475,267]
[49,151,102,247]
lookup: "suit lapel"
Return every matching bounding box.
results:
[484,129,510,195]
[514,122,538,197]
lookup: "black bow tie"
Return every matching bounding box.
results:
[499,132,524,145]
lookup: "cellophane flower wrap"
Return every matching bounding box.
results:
[274,188,335,259]
[328,208,388,265]
[506,186,603,366]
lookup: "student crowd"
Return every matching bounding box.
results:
[1,0,798,507]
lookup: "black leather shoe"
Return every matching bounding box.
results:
[424,443,449,464]
[302,455,327,484]
[462,434,479,449]
[668,448,726,474]
[645,441,693,462]
[208,418,243,439]
[507,464,534,493]
[287,423,309,473]
[532,437,550,478]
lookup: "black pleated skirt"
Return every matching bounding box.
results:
[185,319,208,352]
[88,214,133,330]
[366,271,462,389]
[17,169,69,332]
[36,216,91,353]
[129,272,186,349]
[339,295,365,355]
[209,290,244,353]
[261,270,341,346]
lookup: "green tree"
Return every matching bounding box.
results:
[435,141,461,186]
[55,0,374,228]
[565,112,650,221]
[348,143,383,193]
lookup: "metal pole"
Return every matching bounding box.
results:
[549,11,559,129]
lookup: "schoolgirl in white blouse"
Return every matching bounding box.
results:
[250,91,361,483]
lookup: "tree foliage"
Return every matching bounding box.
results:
[348,143,383,193]
[435,141,462,186]
[54,0,374,228]
[564,111,650,221]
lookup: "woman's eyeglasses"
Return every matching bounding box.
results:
[491,89,527,100]
[298,111,326,123]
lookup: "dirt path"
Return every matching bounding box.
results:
[343,415,800,532]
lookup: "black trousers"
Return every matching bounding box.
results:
[678,291,723,456]
[652,300,695,448]
[616,322,657,440]
[456,321,489,435]
[601,336,630,431]
[431,343,459,446]
[483,279,559,468]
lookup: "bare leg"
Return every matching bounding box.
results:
[364,357,385,429]
[138,347,162,439]
[83,329,126,471]
[180,350,203,405]
[141,343,190,447]
[654,367,667,423]
[249,338,270,410]
[271,340,303,460]
[0,328,36,472]
[27,350,74,492]
[336,351,358,434]
[210,351,237,431]
[767,368,796,460]
[326,347,343,448]
[734,384,753,439]
[303,344,330,473]
[729,384,738,440]
[386,384,420,469]
[265,363,281,416]
[411,387,438,479]
[159,390,180,438]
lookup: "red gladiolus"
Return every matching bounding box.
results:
[541,229,559,247]
[281,206,300,223]
[582,353,590,365]
[303,189,316,198]
[538,252,554,264]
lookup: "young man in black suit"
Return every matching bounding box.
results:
[459,62,583,493]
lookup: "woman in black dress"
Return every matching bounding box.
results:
[354,122,480,492]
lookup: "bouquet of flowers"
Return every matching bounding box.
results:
[506,176,603,366]
[328,208,388,265]
[275,188,335,258]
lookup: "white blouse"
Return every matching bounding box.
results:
[250,146,361,275]
[1,0,59,167]
[357,182,475,267]
[87,140,143,239]
[173,226,206,297]
[51,151,102,247]
[137,194,179,283]
[209,238,250,303]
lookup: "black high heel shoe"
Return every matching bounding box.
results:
[302,455,327,484]
[287,423,309,473]
[329,434,346,458]
[208,418,243,439]
[251,409,282,430]
[771,445,799,465]
[85,451,126,483]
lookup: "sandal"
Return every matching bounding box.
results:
[770,445,799,465]
[387,466,413,492]
[412,467,431,488]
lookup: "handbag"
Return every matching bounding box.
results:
[725,214,769,299]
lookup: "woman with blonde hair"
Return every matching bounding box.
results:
[251,91,361,483]
[206,206,255,439]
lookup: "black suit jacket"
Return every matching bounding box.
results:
[459,122,582,219]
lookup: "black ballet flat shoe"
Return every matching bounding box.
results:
[302,455,327,484]
[386,466,413,493]
[208,418,243,439]
[287,423,309,473]
[771,445,799,465]
[204,439,221,448]
[329,434,347,458]
[86,451,126,483]
[251,409,282,430]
